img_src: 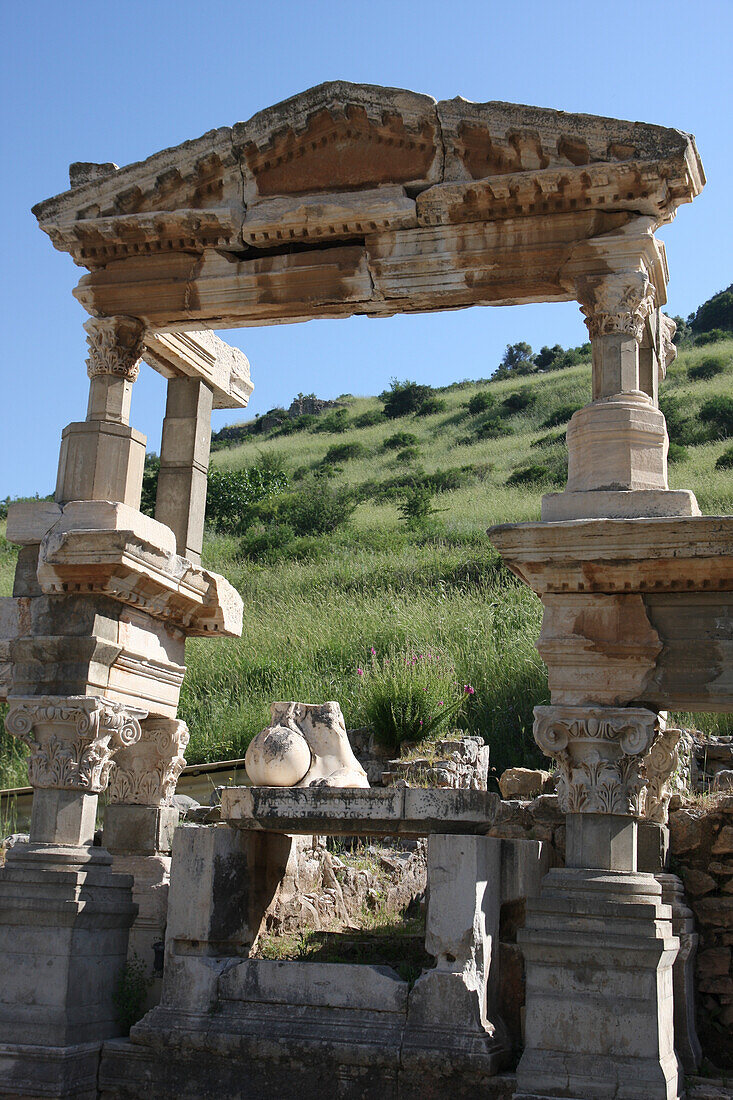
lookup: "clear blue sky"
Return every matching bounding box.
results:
[1,0,731,498]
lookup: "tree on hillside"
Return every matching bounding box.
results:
[492,342,536,380]
[688,284,733,336]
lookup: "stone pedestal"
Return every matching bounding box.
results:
[514,704,683,1100]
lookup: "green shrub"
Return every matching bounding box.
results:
[502,389,535,413]
[694,329,730,346]
[700,395,733,439]
[395,446,421,464]
[542,403,582,428]
[688,356,728,381]
[322,442,367,464]
[205,458,288,534]
[139,454,159,517]
[667,442,689,464]
[240,523,296,562]
[355,645,474,752]
[659,395,706,446]
[531,430,566,449]
[314,409,350,433]
[466,391,496,416]
[415,396,447,417]
[715,446,733,470]
[380,379,435,419]
[506,464,551,486]
[397,486,442,529]
[475,416,514,439]
[383,431,418,451]
[281,478,357,536]
[352,409,386,428]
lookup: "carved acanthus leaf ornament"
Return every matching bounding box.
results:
[579,271,655,343]
[108,718,189,806]
[533,705,661,815]
[641,725,682,824]
[5,696,145,792]
[84,315,146,381]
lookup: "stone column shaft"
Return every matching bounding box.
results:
[154,377,213,564]
[55,315,147,507]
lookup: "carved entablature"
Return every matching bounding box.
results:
[85,316,146,382]
[533,705,661,815]
[32,82,705,299]
[577,270,656,342]
[5,695,146,792]
[108,717,189,806]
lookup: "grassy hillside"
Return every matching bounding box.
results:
[1,336,733,789]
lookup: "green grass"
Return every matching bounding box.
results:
[2,339,733,789]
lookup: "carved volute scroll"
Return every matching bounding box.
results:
[533,705,662,815]
[5,695,146,792]
[84,315,146,382]
[107,717,189,806]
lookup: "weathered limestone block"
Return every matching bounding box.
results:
[245,701,369,788]
[402,834,510,1074]
[498,767,551,800]
[221,785,499,836]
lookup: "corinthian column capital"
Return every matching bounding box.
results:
[533,705,662,815]
[84,315,146,381]
[5,695,146,793]
[108,718,189,806]
[576,270,656,343]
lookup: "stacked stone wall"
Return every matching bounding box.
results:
[669,794,733,1068]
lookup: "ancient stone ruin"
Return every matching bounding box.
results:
[1,81,728,1099]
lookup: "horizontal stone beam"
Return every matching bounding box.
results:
[143,329,253,410]
[220,785,499,835]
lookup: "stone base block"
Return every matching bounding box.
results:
[0,1040,102,1099]
[541,488,700,521]
[565,398,668,493]
[0,842,137,1047]
[55,421,146,507]
[515,867,682,1100]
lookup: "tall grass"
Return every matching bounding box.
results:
[1,339,732,788]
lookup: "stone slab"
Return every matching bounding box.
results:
[220,785,499,835]
[0,1040,102,1100]
[541,489,700,521]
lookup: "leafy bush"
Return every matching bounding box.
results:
[699,396,733,439]
[281,478,357,536]
[314,409,350,433]
[506,464,551,486]
[273,414,317,436]
[240,523,296,562]
[667,442,689,464]
[415,396,447,417]
[542,403,583,428]
[355,645,475,752]
[140,454,160,518]
[466,391,497,416]
[531,430,566,449]
[502,389,535,413]
[694,329,730,346]
[395,446,421,464]
[205,457,288,534]
[380,379,435,419]
[398,485,442,529]
[352,409,386,428]
[322,442,367,465]
[383,431,418,451]
[688,355,728,381]
[659,395,706,446]
[716,446,733,470]
[475,416,514,439]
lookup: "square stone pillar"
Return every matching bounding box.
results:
[154,377,213,564]
[55,316,147,507]
[515,705,683,1100]
[0,696,145,1097]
